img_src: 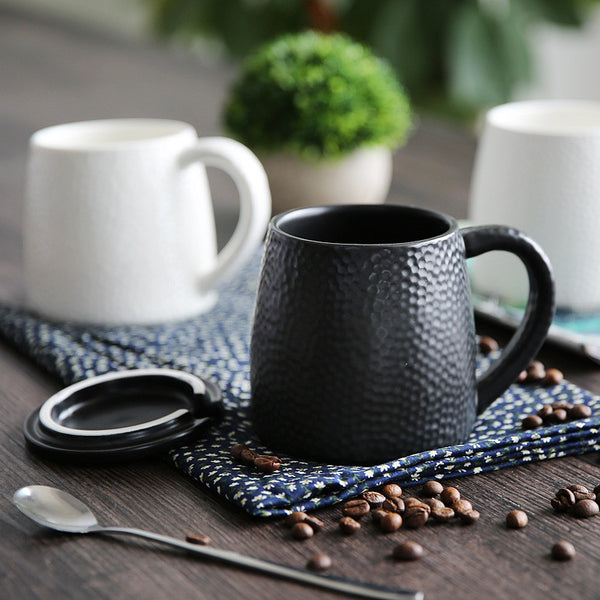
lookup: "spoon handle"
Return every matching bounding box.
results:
[94,526,422,600]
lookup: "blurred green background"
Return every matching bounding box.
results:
[148,0,598,121]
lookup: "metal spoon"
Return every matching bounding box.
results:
[13,486,422,600]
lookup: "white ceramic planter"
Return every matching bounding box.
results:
[260,146,393,214]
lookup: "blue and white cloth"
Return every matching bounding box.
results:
[1,252,599,517]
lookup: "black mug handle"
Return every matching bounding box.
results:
[461,225,555,414]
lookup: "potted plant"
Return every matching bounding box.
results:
[222,31,412,213]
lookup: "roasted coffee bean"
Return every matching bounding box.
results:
[569,404,592,420]
[594,484,600,497]
[551,541,576,561]
[527,360,546,381]
[186,534,211,545]
[537,405,553,420]
[556,487,576,510]
[403,497,424,509]
[393,541,424,561]
[568,484,589,494]
[381,484,402,498]
[382,497,405,514]
[516,370,528,383]
[431,506,455,522]
[254,454,282,473]
[291,522,314,540]
[551,401,572,411]
[304,515,325,532]
[307,553,332,572]
[460,509,480,524]
[543,369,564,386]
[550,497,564,512]
[548,408,567,424]
[371,509,389,523]
[239,447,258,466]
[506,510,528,529]
[422,498,445,511]
[339,516,361,535]
[571,499,599,519]
[452,499,473,516]
[441,487,460,506]
[362,491,386,509]
[230,443,248,460]
[478,336,499,354]
[404,506,429,529]
[572,491,596,502]
[421,480,444,497]
[285,511,307,527]
[342,498,370,519]
[522,414,543,429]
[379,512,403,533]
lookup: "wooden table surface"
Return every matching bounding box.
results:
[2,9,600,600]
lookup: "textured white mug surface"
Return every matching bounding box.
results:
[469,100,600,312]
[24,119,271,324]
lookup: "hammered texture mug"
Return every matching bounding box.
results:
[250,205,555,465]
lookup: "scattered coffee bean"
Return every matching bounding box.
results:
[254,454,282,473]
[404,506,429,529]
[393,541,424,561]
[339,516,361,535]
[307,553,332,571]
[230,443,248,460]
[522,414,543,430]
[382,497,405,514]
[452,499,473,516]
[551,401,572,411]
[568,484,590,494]
[548,408,567,424]
[431,506,455,522]
[569,404,592,420]
[362,491,386,509]
[551,541,576,561]
[526,360,546,382]
[555,488,576,511]
[381,484,402,498]
[186,534,211,545]
[371,509,389,523]
[506,510,528,529]
[479,336,499,355]
[284,511,307,527]
[291,522,314,540]
[239,447,258,466]
[421,480,444,497]
[379,512,403,533]
[422,498,445,511]
[403,497,424,509]
[304,515,325,532]
[342,498,370,519]
[571,499,599,519]
[460,509,480,525]
[537,405,553,420]
[543,368,564,386]
[441,487,460,506]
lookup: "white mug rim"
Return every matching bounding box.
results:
[30,118,195,152]
[486,99,600,137]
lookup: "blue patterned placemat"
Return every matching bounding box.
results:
[1,252,599,517]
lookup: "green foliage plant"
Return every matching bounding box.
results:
[222,31,412,162]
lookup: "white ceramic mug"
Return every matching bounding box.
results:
[24,119,271,324]
[469,100,600,312]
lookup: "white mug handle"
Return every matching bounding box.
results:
[178,137,271,291]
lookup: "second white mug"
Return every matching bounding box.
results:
[469,100,600,313]
[24,119,271,324]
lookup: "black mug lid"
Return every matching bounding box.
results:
[24,368,223,463]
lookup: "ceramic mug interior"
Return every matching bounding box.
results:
[275,204,454,245]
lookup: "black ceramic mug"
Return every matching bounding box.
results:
[250,205,555,465]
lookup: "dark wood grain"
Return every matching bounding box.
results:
[2,8,600,600]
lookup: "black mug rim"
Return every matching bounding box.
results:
[271,204,458,247]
